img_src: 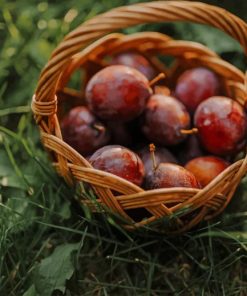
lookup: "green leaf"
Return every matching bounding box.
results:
[4,197,35,233]
[1,174,27,190]
[0,149,14,177]
[34,243,79,296]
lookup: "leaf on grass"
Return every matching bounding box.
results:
[1,171,44,190]
[3,197,35,232]
[1,174,27,190]
[34,243,79,296]
[0,150,14,177]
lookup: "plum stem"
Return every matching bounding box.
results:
[149,143,157,171]
[180,128,198,135]
[93,124,105,132]
[149,73,166,87]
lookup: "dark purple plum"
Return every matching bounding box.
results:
[194,96,247,156]
[111,51,156,80]
[137,146,177,180]
[175,67,220,113]
[85,65,152,122]
[185,156,229,187]
[89,145,145,186]
[142,94,191,146]
[61,106,110,156]
[146,163,200,189]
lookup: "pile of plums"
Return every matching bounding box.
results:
[61,51,247,192]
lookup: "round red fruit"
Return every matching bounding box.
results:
[137,146,177,179]
[185,156,229,187]
[175,67,220,113]
[146,163,200,189]
[142,94,191,146]
[85,65,152,122]
[89,145,145,186]
[194,96,247,156]
[111,51,156,80]
[61,106,110,156]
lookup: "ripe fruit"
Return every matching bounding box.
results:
[61,106,110,156]
[142,94,191,146]
[146,163,200,189]
[176,134,204,165]
[111,51,156,80]
[194,96,247,155]
[185,156,229,187]
[175,67,220,113]
[138,146,177,179]
[85,65,152,122]
[89,145,145,186]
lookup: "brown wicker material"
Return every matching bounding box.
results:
[32,1,247,233]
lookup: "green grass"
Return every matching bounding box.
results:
[1,0,247,295]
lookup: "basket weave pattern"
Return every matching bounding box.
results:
[32,1,247,232]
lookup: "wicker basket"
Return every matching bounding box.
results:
[32,1,247,233]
